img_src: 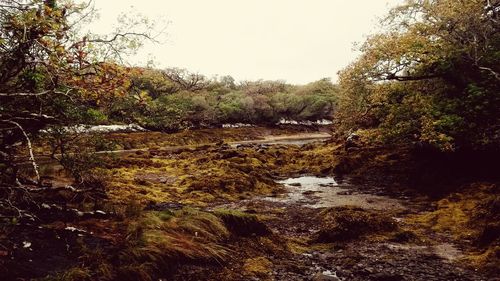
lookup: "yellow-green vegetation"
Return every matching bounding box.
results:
[408,183,498,239]
[125,208,230,261]
[213,209,271,237]
[286,236,335,255]
[104,147,279,205]
[102,132,337,206]
[335,0,499,151]
[242,256,273,278]
[104,208,230,281]
[313,206,397,242]
[40,267,93,281]
[408,183,499,272]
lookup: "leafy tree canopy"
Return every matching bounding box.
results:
[336,0,500,150]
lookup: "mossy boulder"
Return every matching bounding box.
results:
[313,206,397,242]
[242,257,273,278]
[213,209,271,237]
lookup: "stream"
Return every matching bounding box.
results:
[230,133,331,147]
[269,176,404,210]
[209,174,470,281]
[218,175,406,213]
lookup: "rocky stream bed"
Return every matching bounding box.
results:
[174,176,494,280]
[2,128,498,280]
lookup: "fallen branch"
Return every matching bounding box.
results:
[478,66,500,81]
[1,184,99,194]
[0,90,50,97]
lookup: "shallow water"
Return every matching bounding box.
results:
[385,242,463,261]
[230,136,331,147]
[266,176,404,210]
[265,138,329,146]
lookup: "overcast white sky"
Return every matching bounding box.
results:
[89,0,403,84]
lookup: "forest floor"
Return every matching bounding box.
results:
[1,126,498,281]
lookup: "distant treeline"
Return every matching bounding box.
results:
[97,68,338,131]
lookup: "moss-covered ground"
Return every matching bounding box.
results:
[2,126,498,280]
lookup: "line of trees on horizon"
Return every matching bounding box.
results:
[99,67,339,131]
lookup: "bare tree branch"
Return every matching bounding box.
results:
[2,120,40,184]
[87,32,158,44]
[479,66,500,81]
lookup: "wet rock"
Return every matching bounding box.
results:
[478,222,500,246]
[313,207,397,242]
[145,201,184,211]
[345,132,361,151]
[219,150,241,159]
[303,190,319,196]
[289,182,302,187]
[389,230,418,243]
[364,266,375,274]
[347,147,360,152]
[371,272,404,281]
[320,167,334,175]
[337,191,352,195]
[220,144,231,150]
[311,272,341,281]
[134,172,175,184]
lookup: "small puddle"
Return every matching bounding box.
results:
[385,242,463,262]
[266,176,404,210]
[433,243,463,261]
